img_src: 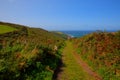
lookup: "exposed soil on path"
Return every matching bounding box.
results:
[73,52,102,80]
[54,41,102,80]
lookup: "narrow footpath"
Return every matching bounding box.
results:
[56,41,102,80]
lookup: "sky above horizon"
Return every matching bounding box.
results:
[0,0,120,30]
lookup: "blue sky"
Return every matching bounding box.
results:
[0,0,120,30]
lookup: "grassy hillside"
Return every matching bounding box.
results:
[73,31,120,80]
[0,22,65,80]
[51,31,68,39]
[0,25,17,34]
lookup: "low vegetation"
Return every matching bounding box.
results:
[0,25,17,34]
[72,31,120,80]
[0,22,66,80]
[51,31,68,39]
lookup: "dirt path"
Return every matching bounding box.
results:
[73,51,102,80]
[56,41,102,80]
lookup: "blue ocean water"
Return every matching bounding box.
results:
[60,30,116,37]
[60,31,95,37]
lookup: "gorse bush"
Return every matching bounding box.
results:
[0,22,66,80]
[73,31,120,80]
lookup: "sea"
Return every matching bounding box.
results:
[60,30,117,37]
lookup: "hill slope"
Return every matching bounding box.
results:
[51,31,68,39]
[73,31,120,80]
[0,22,65,80]
[0,25,17,34]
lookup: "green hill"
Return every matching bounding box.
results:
[72,31,120,80]
[51,31,68,39]
[0,22,65,80]
[0,25,17,34]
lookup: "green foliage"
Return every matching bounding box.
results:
[73,31,120,80]
[0,22,65,80]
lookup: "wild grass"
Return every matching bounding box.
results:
[72,31,120,80]
[0,25,17,34]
